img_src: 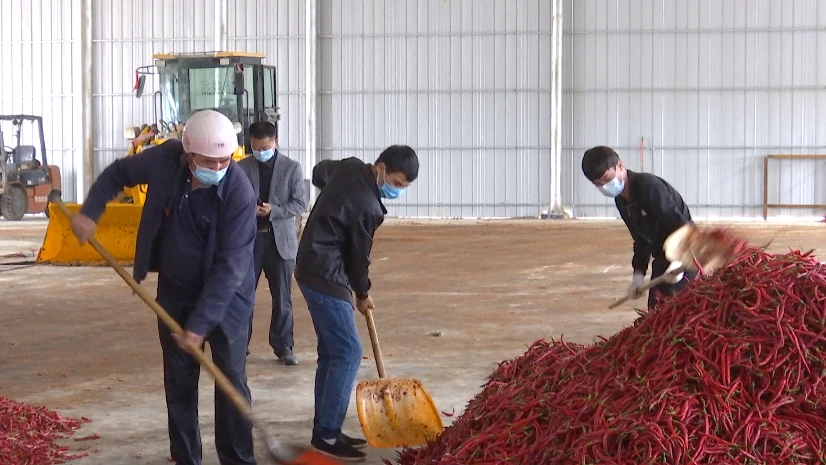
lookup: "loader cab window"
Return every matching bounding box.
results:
[187,67,241,123]
[239,67,255,130]
[159,71,184,124]
[263,67,276,110]
[242,67,254,111]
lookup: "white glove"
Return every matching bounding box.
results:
[626,272,645,299]
[663,261,684,284]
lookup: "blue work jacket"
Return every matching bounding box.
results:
[80,139,258,338]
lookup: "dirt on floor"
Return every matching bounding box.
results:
[0,217,824,464]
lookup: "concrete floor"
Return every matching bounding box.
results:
[1,216,824,464]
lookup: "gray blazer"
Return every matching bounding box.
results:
[238,152,307,260]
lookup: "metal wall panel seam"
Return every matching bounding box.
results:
[91,38,212,42]
[574,203,765,209]
[318,89,556,94]
[705,0,711,207]
[613,0,619,169]
[744,0,751,214]
[567,26,825,34]
[81,0,93,199]
[387,202,548,207]
[553,0,564,207]
[550,0,558,208]
[318,146,554,151]
[812,1,823,154]
[561,144,825,150]
[383,203,550,208]
[566,0,576,214]
[4,40,75,44]
[566,86,826,92]
[356,0,364,197]
[318,32,554,38]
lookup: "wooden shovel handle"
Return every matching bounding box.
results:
[607,271,677,309]
[50,196,253,418]
[363,308,387,379]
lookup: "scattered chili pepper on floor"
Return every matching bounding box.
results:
[388,248,826,464]
[0,395,92,464]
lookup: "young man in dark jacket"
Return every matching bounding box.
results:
[581,146,696,309]
[294,145,419,461]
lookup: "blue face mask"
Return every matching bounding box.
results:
[253,148,274,163]
[191,164,228,186]
[377,168,405,199]
[380,183,403,199]
[598,175,625,198]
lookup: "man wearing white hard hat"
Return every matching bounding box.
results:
[71,109,259,465]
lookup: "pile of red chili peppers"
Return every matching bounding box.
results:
[390,248,826,464]
[0,395,92,464]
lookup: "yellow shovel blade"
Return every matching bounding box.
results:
[355,377,444,449]
[37,203,142,266]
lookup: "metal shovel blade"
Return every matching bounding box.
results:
[355,377,444,449]
[274,448,345,465]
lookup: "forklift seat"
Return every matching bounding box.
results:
[14,145,37,168]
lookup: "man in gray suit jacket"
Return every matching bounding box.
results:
[239,121,307,365]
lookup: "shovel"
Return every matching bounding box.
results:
[355,308,444,448]
[50,194,341,465]
[608,224,750,309]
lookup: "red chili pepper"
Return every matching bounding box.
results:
[387,249,826,465]
[0,395,93,464]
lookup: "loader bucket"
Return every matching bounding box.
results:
[37,203,142,266]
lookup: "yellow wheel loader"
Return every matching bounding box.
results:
[37,51,300,266]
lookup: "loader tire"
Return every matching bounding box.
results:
[1,186,27,221]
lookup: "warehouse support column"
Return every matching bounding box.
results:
[80,0,94,201]
[547,0,567,219]
[214,0,228,50]
[305,0,318,206]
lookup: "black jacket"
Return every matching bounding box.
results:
[294,157,387,302]
[615,170,693,277]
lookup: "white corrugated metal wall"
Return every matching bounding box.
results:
[4,0,826,219]
[318,0,555,218]
[0,0,82,201]
[562,0,826,219]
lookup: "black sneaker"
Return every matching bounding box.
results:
[310,437,366,462]
[338,432,367,449]
[276,349,299,366]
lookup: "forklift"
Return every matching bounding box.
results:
[0,115,62,221]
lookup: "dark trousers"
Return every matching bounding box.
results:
[249,229,295,356]
[157,305,255,465]
[647,257,699,309]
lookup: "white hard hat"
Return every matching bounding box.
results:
[181,110,239,158]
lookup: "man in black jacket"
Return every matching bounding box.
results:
[581,146,696,309]
[294,145,419,461]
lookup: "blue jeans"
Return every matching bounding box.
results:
[298,284,363,440]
